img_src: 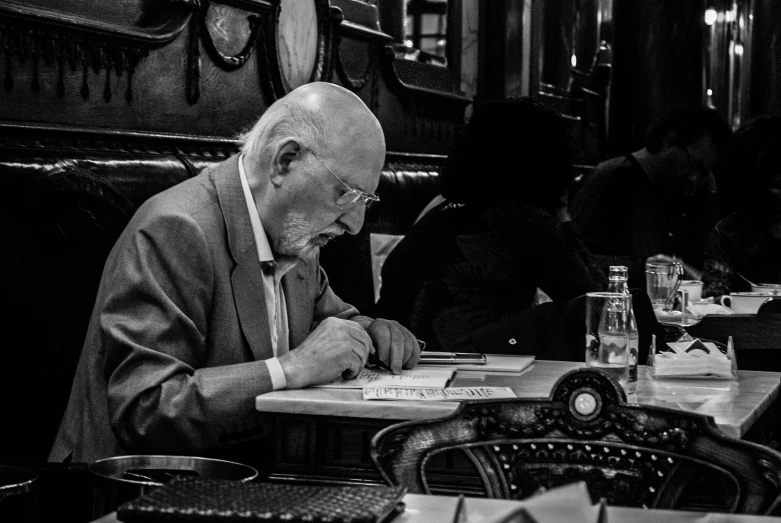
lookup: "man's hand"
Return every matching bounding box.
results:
[366,319,421,374]
[278,317,372,389]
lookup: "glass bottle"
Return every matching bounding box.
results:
[607,266,638,394]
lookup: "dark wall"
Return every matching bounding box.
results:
[751,0,781,118]
[609,0,706,154]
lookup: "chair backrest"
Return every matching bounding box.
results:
[686,302,781,372]
[371,368,781,514]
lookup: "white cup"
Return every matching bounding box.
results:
[679,280,703,303]
[751,283,781,295]
[720,292,774,314]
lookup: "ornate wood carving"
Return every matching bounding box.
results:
[0,22,148,102]
[185,0,273,104]
[332,33,378,93]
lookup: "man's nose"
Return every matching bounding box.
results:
[338,204,366,235]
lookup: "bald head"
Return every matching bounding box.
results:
[240,82,385,172]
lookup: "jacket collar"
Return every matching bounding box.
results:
[214,155,309,360]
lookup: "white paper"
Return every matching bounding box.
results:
[653,338,734,379]
[362,386,516,401]
[315,368,455,389]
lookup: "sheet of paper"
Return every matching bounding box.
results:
[362,386,516,401]
[315,368,455,389]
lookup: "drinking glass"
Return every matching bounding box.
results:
[585,292,631,392]
[645,261,683,310]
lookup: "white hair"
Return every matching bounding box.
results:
[238,98,327,165]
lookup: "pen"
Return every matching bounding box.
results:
[366,339,428,372]
[452,494,465,523]
[597,498,608,523]
[367,352,394,373]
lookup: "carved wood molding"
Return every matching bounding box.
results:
[251,0,334,106]
[0,122,240,158]
[0,2,192,45]
[0,22,148,102]
[332,35,378,93]
[185,0,275,104]
[0,0,336,107]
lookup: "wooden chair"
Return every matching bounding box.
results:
[371,368,781,514]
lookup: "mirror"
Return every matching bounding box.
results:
[403,0,452,66]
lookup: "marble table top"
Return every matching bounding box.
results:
[255,360,781,439]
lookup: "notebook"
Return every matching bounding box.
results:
[116,478,407,523]
[418,354,535,373]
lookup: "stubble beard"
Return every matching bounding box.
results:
[277,211,343,260]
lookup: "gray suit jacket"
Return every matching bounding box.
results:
[49,155,358,463]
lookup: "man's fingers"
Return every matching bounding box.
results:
[402,330,421,369]
[341,348,365,380]
[374,324,392,371]
[388,324,404,374]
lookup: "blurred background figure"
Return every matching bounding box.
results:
[571,106,732,289]
[374,97,606,356]
[703,115,781,298]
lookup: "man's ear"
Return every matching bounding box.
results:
[270,138,302,186]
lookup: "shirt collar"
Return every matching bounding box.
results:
[238,154,297,276]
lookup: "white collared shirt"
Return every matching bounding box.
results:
[238,154,297,390]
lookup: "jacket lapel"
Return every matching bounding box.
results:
[282,261,311,349]
[215,155,273,361]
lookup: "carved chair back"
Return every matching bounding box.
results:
[371,369,781,514]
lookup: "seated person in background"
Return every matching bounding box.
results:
[49,82,420,464]
[571,107,731,289]
[374,97,608,358]
[703,115,781,297]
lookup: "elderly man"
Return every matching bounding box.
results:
[49,82,420,463]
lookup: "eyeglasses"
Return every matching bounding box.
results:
[301,146,380,210]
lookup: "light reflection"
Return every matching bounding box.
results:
[704,8,718,25]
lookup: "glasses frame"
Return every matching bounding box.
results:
[301,146,380,210]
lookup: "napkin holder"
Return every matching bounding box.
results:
[648,335,738,381]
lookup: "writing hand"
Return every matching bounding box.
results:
[278,317,371,389]
[366,318,421,374]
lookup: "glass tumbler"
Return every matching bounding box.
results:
[585,292,632,393]
[645,261,683,310]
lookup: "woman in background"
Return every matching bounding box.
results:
[374,98,608,357]
[703,115,781,297]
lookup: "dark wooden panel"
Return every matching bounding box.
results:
[609,0,705,154]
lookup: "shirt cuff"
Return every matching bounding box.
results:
[265,357,287,390]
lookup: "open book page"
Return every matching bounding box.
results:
[363,386,516,401]
[315,368,455,389]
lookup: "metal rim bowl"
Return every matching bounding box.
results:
[89,455,258,486]
[89,455,259,518]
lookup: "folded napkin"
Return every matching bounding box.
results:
[688,303,734,316]
[651,339,736,379]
